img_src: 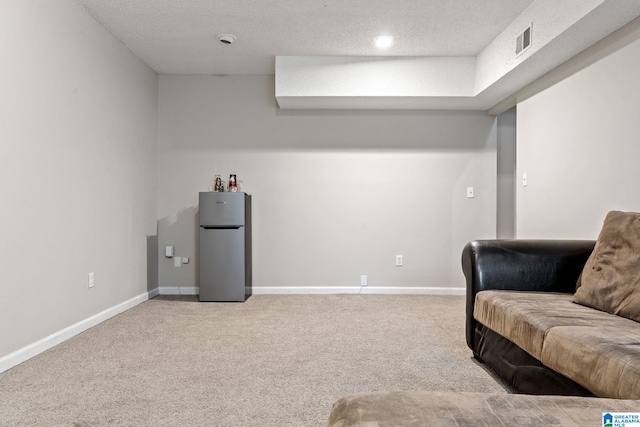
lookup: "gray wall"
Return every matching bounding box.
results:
[0,1,158,358]
[517,37,640,238]
[496,107,517,238]
[158,75,497,291]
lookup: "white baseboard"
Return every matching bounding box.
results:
[252,286,466,295]
[0,290,155,375]
[158,286,465,295]
[158,287,199,295]
[252,286,362,295]
[361,287,465,295]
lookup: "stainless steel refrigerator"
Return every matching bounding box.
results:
[198,192,252,302]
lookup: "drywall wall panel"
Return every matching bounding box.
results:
[158,75,496,291]
[517,37,640,238]
[497,107,517,238]
[276,56,476,97]
[0,1,158,358]
[476,0,604,93]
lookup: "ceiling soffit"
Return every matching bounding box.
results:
[276,1,640,110]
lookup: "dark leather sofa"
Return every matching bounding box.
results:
[325,238,640,425]
[461,239,596,395]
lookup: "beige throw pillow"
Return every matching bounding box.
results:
[573,210,640,322]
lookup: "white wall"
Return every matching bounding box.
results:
[158,75,497,292]
[0,1,158,358]
[517,37,640,238]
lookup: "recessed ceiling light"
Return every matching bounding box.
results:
[374,35,393,49]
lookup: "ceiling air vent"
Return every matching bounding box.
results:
[515,23,533,57]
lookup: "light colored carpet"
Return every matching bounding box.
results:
[0,294,506,426]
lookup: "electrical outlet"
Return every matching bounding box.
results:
[360,275,367,286]
[396,255,403,266]
[165,245,174,258]
[182,257,189,264]
[88,272,95,288]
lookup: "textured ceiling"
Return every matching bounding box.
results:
[74,0,534,75]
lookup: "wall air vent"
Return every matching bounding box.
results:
[516,23,533,57]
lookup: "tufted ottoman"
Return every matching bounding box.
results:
[327,391,640,426]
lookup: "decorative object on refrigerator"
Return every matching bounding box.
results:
[228,174,238,192]
[214,174,225,192]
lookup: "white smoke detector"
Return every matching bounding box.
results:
[217,34,237,44]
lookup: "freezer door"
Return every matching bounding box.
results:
[199,192,246,227]
[199,227,246,302]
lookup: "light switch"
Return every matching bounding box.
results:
[174,256,181,267]
[467,187,474,198]
[522,173,528,187]
[165,246,174,258]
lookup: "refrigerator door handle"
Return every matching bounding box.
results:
[201,225,243,230]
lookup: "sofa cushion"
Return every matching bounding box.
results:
[541,324,640,399]
[474,291,626,360]
[573,210,640,322]
[326,391,640,427]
